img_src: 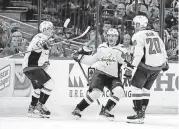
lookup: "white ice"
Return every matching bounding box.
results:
[0,98,178,129]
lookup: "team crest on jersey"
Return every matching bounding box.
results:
[99,54,115,65]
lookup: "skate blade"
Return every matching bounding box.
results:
[98,115,114,121]
[39,114,50,118]
[29,112,50,119]
[72,114,81,120]
[28,113,43,118]
[126,119,144,124]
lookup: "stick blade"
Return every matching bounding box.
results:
[64,18,70,28]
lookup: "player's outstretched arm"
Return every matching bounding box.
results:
[73,46,98,66]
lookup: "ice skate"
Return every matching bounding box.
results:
[133,106,146,118]
[99,106,114,121]
[126,110,144,124]
[27,105,40,118]
[35,102,51,118]
[71,107,81,119]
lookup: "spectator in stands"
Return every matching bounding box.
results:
[148,6,159,19]
[10,23,21,34]
[84,29,96,54]
[151,17,170,45]
[49,37,63,58]
[10,23,29,51]
[109,3,133,27]
[107,3,132,41]
[166,25,178,60]
[121,33,133,63]
[59,31,75,58]
[145,0,159,7]
[165,8,178,30]
[101,21,112,42]
[0,19,10,50]
[0,31,29,58]
[84,29,102,53]
[0,35,19,57]
[11,31,29,52]
[112,2,126,25]
[126,0,148,18]
[171,0,179,8]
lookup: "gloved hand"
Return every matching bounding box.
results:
[76,46,92,55]
[72,46,92,62]
[124,67,133,78]
[162,62,169,72]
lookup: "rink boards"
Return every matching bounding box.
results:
[0,58,178,114]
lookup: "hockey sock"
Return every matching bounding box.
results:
[31,95,39,106]
[39,92,50,104]
[133,100,142,110]
[105,99,116,112]
[77,99,90,111]
[142,99,149,111]
[142,99,149,107]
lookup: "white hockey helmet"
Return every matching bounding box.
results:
[107,28,119,46]
[39,21,54,36]
[132,15,148,31]
[107,28,119,36]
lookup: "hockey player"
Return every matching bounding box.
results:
[71,28,133,120]
[22,21,55,118]
[125,15,169,124]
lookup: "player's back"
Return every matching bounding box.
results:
[132,30,167,67]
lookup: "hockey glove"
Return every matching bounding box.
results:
[124,67,133,78]
[76,46,92,55]
[162,62,169,72]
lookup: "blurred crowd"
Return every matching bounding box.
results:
[0,0,178,61]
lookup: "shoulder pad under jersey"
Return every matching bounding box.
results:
[98,42,108,49]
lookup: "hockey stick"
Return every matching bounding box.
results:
[70,26,91,40]
[61,23,101,105]
[63,18,71,39]
[2,39,84,59]
[73,54,101,105]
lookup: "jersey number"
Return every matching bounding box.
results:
[146,38,161,54]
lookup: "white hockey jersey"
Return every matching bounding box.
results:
[80,43,127,77]
[131,30,168,68]
[22,33,50,69]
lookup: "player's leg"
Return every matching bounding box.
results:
[99,78,124,120]
[24,70,43,117]
[142,70,161,118]
[72,71,105,119]
[126,67,148,124]
[28,81,43,117]
[25,68,54,118]
[34,68,54,118]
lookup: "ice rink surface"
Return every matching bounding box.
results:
[0,98,178,129]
